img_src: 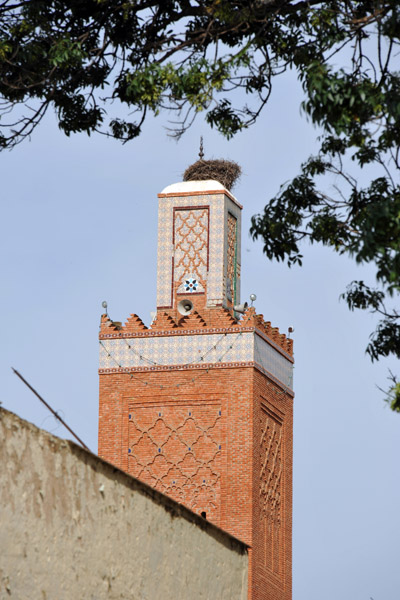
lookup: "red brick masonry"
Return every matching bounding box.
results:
[99,305,293,600]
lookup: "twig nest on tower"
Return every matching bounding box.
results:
[183,159,241,191]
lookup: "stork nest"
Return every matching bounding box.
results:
[183,159,241,191]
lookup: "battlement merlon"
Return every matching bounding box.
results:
[99,307,293,357]
[99,307,294,392]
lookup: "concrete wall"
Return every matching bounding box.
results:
[0,408,248,599]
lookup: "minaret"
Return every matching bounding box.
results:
[98,158,294,600]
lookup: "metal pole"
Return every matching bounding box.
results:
[12,368,90,452]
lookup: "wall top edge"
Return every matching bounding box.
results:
[157,186,242,209]
[161,179,225,194]
[0,407,249,553]
[99,326,256,340]
[99,326,294,363]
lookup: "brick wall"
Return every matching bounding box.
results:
[99,313,293,600]
[99,367,254,541]
[252,370,293,600]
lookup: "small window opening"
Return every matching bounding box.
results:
[201,511,207,519]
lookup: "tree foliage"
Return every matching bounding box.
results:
[1,1,399,409]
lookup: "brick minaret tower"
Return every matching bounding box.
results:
[98,167,294,600]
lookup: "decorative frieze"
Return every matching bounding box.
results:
[99,330,293,390]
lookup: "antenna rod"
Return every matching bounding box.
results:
[12,368,90,452]
[199,136,204,160]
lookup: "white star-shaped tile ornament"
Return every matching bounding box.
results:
[184,278,198,292]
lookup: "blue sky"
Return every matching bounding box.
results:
[2,68,399,599]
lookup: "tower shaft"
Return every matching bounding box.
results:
[98,177,294,600]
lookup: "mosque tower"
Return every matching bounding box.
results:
[98,155,294,600]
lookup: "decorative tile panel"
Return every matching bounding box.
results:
[227,213,237,303]
[254,334,293,388]
[156,191,242,309]
[100,332,253,369]
[223,197,242,308]
[174,208,208,287]
[100,331,293,389]
[177,276,203,294]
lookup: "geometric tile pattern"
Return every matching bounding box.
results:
[227,213,237,303]
[260,405,283,577]
[99,331,293,390]
[100,332,252,370]
[178,276,201,294]
[174,208,208,287]
[128,402,221,522]
[156,192,242,309]
[254,334,293,388]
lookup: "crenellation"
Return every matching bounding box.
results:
[100,305,294,358]
[151,312,179,330]
[271,326,280,343]
[124,313,148,332]
[263,319,272,334]
[177,310,207,328]
[100,313,123,334]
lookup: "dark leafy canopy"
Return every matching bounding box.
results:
[1,1,399,409]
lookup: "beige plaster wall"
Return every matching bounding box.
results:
[0,408,248,599]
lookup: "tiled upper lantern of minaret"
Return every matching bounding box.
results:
[157,180,242,309]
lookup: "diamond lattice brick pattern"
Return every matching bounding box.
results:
[227,213,237,300]
[260,406,283,577]
[128,404,221,522]
[174,208,209,284]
